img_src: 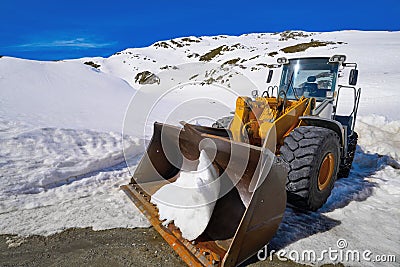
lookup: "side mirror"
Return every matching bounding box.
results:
[266,69,273,83]
[349,69,358,86]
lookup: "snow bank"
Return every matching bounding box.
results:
[0,118,149,235]
[356,115,400,162]
[0,58,150,235]
[151,150,219,240]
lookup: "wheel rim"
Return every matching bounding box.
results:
[318,152,335,191]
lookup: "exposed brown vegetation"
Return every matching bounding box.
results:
[280,41,335,53]
[278,31,313,41]
[199,45,228,61]
[222,58,240,66]
[268,51,278,57]
[84,61,101,69]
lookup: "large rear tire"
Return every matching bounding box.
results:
[280,126,340,211]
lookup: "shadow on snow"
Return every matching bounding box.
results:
[242,145,399,265]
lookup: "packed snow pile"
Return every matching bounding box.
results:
[151,150,220,240]
[0,118,150,236]
[356,115,400,162]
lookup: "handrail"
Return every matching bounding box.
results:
[334,85,361,132]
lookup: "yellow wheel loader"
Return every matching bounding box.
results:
[122,55,361,266]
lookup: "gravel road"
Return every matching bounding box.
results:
[1,227,340,267]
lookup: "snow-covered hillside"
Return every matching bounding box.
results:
[79,30,400,120]
[0,57,135,132]
[0,30,399,266]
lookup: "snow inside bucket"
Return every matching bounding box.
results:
[151,150,220,240]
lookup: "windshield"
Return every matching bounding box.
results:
[279,58,339,101]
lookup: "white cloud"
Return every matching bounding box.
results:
[16,38,115,49]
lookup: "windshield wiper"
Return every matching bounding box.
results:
[286,71,300,100]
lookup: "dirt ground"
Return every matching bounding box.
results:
[0,227,341,267]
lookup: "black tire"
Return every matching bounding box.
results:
[212,116,233,129]
[280,126,340,211]
[338,132,358,178]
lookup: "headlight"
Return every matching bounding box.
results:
[329,55,346,63]
[277,57,288,64]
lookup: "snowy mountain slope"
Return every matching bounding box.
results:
[0,30,399,265]
[0,57,135,132]
[78,31,400,120]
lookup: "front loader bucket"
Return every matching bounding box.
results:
[122,122,288,267]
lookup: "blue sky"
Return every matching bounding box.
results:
[1,0,399,60]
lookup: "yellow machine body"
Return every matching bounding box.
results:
[230,96,313,150]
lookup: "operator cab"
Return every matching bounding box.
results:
[278,57,341,102]
[265,55,360,137]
